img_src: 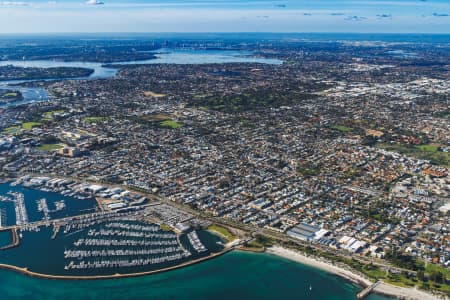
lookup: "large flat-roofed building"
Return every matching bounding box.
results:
[287,223,321,242]
[339,235,367,253]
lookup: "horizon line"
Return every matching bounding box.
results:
[1,32,450,35]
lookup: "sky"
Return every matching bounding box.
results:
[0,0,449,34]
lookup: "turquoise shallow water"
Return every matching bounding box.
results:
[0,251,391,300]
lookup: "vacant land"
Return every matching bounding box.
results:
[143,91,166,98]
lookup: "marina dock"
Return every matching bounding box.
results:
[51,224,61,239]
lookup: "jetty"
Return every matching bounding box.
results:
[0,228,20,250]
[356,281,381,299]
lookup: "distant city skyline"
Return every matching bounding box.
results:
[0,0,449,34]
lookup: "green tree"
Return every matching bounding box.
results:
[430,271,444,284]
[417,270,425,281]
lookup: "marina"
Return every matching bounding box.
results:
[0,182,97,226]
[37,198,66,221]
[0,220,223,276]
[0,181,224,277]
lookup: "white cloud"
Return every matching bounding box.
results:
[0,1,28,6]
[86,0,104,5]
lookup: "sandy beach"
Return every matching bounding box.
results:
[266,246,445,300]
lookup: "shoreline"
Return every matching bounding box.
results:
[0,236,446,299]
[266,246,444,300]
[0,248,232,281]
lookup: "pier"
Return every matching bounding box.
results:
[37,198,50,220]
[356,281,381,299]
[7,192,28,226]
[51,224,61,239]
[0,209,5,227]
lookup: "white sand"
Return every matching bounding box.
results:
[374,282,443,300]
[266,246,445,300]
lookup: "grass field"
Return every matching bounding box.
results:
[416,144,440,153]
[42,110,65,120]
[240,240,265,252]
[36,143,63,151]
[331,124,353,132]
[84,117,110,124]
[159,120,182,129]
[361,265,416,287]
[146,114,173,121]
[425,263,450,279]
[361,262,450,293]
[2,126,21,134]
[22,122,42,130]
[362,265,388,280]
[207,224,236,242]
[1,92,18,98]
[159,224,173,231]
[2,122,42,133]
[385,273,417,288]
[377,143,449,167]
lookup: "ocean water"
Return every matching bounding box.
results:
[0,251,391,300]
